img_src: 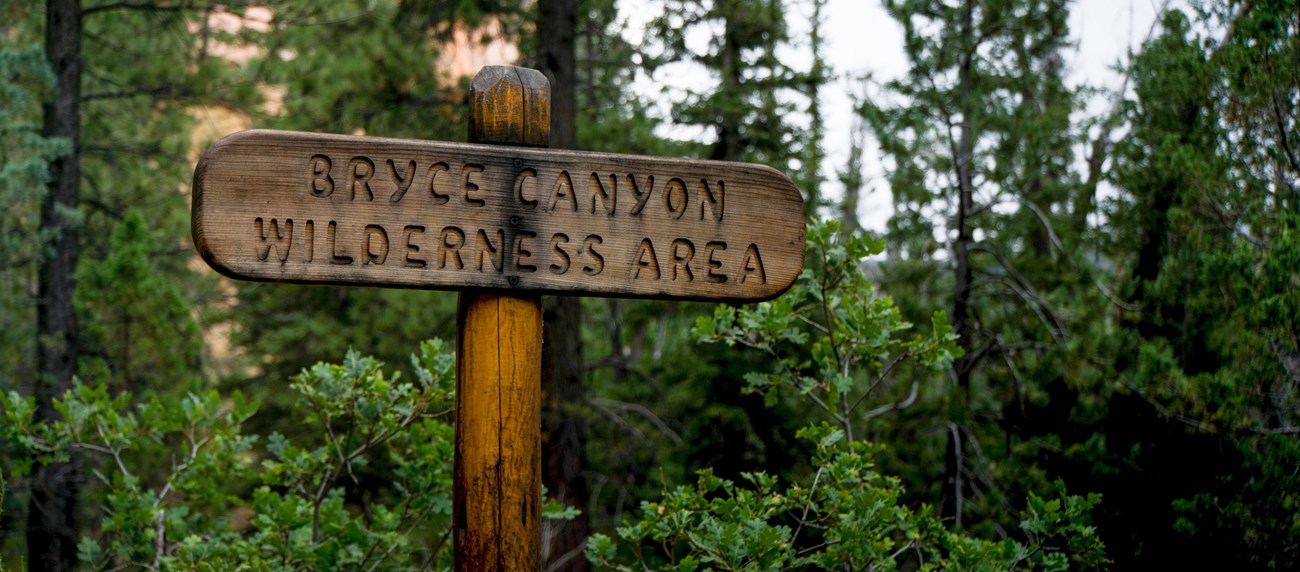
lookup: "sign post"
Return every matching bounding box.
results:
[191,65,805,571]
[454,66,547,572]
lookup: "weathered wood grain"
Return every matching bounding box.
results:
[469,66,549,147]
[191,128,805,302]
[455,292,543,572]
[454,65,546,572]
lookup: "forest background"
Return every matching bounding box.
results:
[0,0,1296,570]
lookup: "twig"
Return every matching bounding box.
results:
[1094,277,1140,312]
[151,508,166,570]
[588,397,683,445]
[949,422,964,528]
[1020,199,1064,255]
[861,381,919,419]
[789,467,824,548]
[93,419,133,481]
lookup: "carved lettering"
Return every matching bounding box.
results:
[463,164,486,207]
[198,130,806,299]
[348,157,375,200]
[627,173,655,216]
[402,225,426,268]
[513,231,538,273]
[550,233,571,274]
[309,155,333,198]
[670,238,694,281]
[589,173,616,215]
[515,168,539,209]
[549,170,577,212]
[705,241,727,283]
[428,162,451,204]
[476,229,504,272]
[582,235,604,276]
[740,243,766,284]
[387,159,417,202]
[254,217,292,263]
[664,177,688,220]
[327,221,353,265]
[304,220,315,262]
[364,224,389,265]
[632,238,660,280]
[438,226,465,269]
[699,179,724,221]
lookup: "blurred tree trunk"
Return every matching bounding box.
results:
[538,0,590,568]
[943,0,977,528]
[29,0,81,570]
[711,0,743,162]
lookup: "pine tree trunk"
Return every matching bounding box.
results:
[538,0,590,568]
[713,1,743,162]
[29,0,82,570]
[944,0,978,529]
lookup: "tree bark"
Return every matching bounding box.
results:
[943,0,977,529]
[538,0,590,569]
[712,0,743,162]
[29,1,82,570]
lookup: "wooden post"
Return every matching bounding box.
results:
[454,66,549,572]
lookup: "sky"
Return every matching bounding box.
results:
[621,0,1165,230]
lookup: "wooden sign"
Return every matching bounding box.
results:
[192,129,804,301]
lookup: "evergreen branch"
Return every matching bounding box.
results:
[993,333,1028,417]
[1093,277,1141,312]
[82,2,216,17]
[1269,92,1300,177]
[969,246,1068,339]
[82,84,193,102]
[1201,193,1269,248]
[588,397,682,445]
[1020,199,1064,255]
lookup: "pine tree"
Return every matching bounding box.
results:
[29,2,83,567]
[859,0,1091,532]
[1,1,253,564]
[1085,3,1300,566]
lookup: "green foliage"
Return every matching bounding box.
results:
[588,218,1101,569]
[1,341,469,571]
[251,0,475,139]
[642,0,823,200]
[221,0,512,421]
[1088,4,1300,566]
[694,219,961,438]
[854,0,1104,539]
[3,0,1294,568]
[0,38,72,386]
[588,425,1105,571]
[75,210,206,392]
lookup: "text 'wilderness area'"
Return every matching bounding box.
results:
[193,130,805,301]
